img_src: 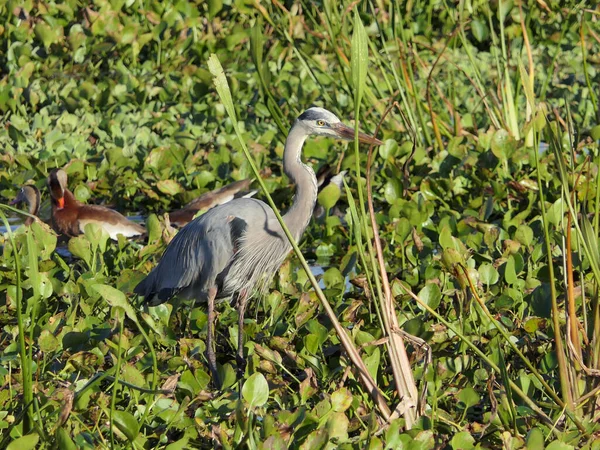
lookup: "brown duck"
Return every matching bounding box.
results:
[168,178,255,227]
[48,169,145,240]
[10,185,41,226]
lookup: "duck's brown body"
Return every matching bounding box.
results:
[48,170,145,240]
[168,179,253,227]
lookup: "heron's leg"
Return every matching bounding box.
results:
[206,287,220,387]
[236,289,249,380]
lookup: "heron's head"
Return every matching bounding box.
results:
[296,107,383,145]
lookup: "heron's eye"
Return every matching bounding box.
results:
[316,120,326,126]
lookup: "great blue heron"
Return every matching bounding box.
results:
[134,107,382,385]
[10,185,41,226]
[47,169,146,240]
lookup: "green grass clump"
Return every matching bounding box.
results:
[1,1,600,448]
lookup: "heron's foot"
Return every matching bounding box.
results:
[236,354,247,380]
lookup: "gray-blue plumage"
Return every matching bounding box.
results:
[134,106,382,386]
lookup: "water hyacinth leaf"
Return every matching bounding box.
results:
[92,284,140,325]
[450,431,475,450]
[39,329,60,352]
[479,263,499,286]
[458,387,479,409]
[84,222,109,253]
[242,372,269,408]
[515,225,534,246]
[7,433,39,450]
[327,411,349,441]
[379,139,398,159]
[471,19,488,42]
[68,235,91,266]
[417,283,441,310]
[331,387,353,412]
[112,410,139,442]
[55,427,77,450]
[504,255,518,285]
[545,442,574,450]
[546,198,564,225]
[157,179,183,196]
[317,183,341,210]
[491,129,516,160]
[323,267,344,289]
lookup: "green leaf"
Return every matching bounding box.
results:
[317,183,341,210]
[68,235,91,266]
[39,329,60,352]
[208,54,237,124]
[546,198,564,225]
[242,372,269,408]
[327,411,349,441]
[546,442,574,450]
[458,387,479,409]
[7,434,39,450]
[478,263,499,286]
[504,255,518,285]
[590,125,600,141]
[208,0,223,18]
[157,180,183,196]
[331,387,352,412]
[351,9,368,106]
[450,431,475,450]
[92,284,139,325]
[491,129,517,160]
[471,19,489,43]
[417,283,442,311]
[56,427,77,450]
[112,410,139,442]
[515,225,534,246]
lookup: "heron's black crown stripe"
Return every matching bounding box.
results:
[298,109,323,121]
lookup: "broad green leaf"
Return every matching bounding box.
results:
[546,198,564,225]
[458,387,479,409]
[39,329,60,352]
[417,283,441,310]
[515,225,534,246]
[7,433,39,450]
[317,183,341,210]
[450,431,475,450]
[546,442,574,450]
[327,411,349,441]
[56,427,77,450]
[242,372,269,408]
[208,0,223,18]
[112,410,139,442]
[504,255,518,285]
[471,19,488,42]
[157,179,183,196]
[92,284,139,325]
[479,263,499,286]
[331,387,352,412]
[68,235,91,266]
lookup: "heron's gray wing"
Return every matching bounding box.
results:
[134,209,247,305]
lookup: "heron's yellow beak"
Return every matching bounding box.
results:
[333,122,383,146]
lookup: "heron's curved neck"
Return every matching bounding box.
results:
[282,122,318,241]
